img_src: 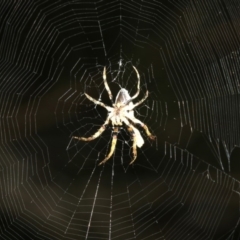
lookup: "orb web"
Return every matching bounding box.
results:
[0,0,240,240]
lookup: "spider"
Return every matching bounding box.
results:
[73,66,155,165]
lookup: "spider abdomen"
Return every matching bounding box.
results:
[115,88,131,104]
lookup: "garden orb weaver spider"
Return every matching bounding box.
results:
[73,66,155,165]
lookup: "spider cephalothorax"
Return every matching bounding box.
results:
[73,66,155,165]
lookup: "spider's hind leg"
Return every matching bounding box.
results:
[103,67,113,103]
[98,127,119,165]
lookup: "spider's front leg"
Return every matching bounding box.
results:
[127,126,138,165]
[98,126,119,165]
[121,117,144,164]
[73,117,110,141]
[130,116,156,140]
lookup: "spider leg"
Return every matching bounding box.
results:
[128,116,155,140]
[126,126,138,165]
[122,117,144,148]
[84,93,112,111]
[130,66,140,100]
[131,90,148,109]
[103,67,113,103]
[124,66,141,105]
[73,117,110,141]
[98,127,119,165]
[122,117,144,164]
